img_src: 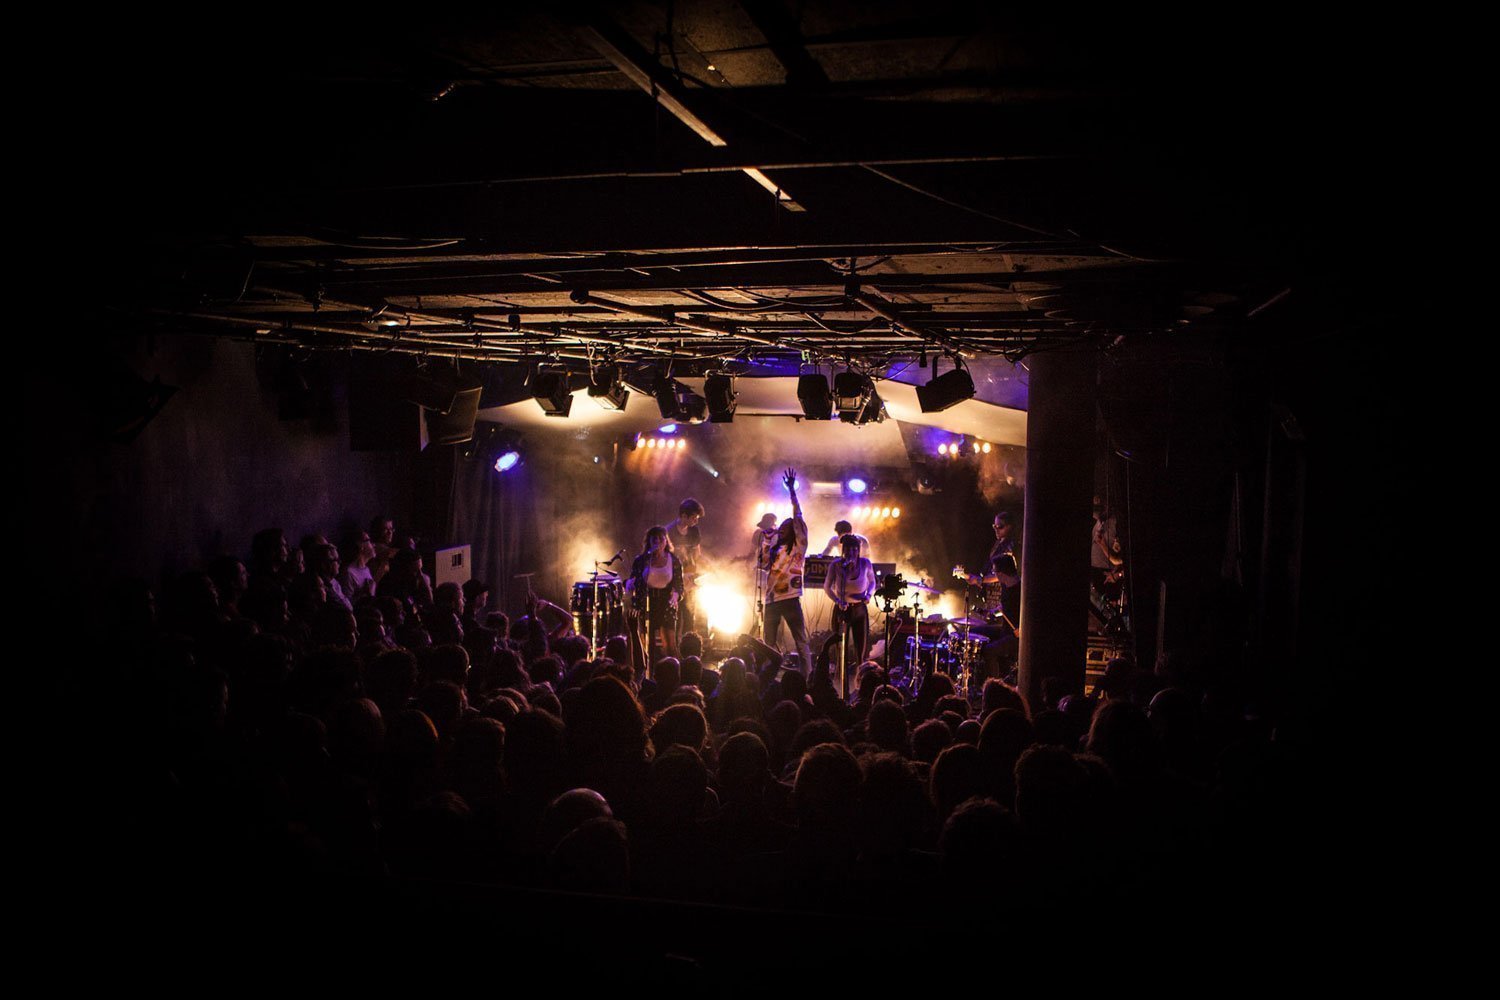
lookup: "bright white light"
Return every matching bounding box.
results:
[938,443,948,455]
[973,442,981,454]
[494,451,521,473]
[892,507,901,518]
[645,438,656,449]
[982,442,992,453]
[712,470,720,478]
[677,439,687,451]
[697,579,750,635]
[881,507,891,518]
[592,456,600,463]
[847,477,868,494]
[660,423,678,434]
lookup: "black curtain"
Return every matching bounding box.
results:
[447,449,543,619]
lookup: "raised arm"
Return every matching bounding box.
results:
[784,468,807,542]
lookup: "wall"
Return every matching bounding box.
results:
[29,334,413,590]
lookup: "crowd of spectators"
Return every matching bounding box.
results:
[69,515,1306,926]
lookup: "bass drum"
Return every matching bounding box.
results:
[571,581,625,640]
[895,635,952,697]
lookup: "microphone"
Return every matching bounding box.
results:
[606,548,625,565]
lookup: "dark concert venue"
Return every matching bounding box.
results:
[37,5,1386,976]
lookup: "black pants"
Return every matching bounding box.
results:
[969,621,1018,678]
[832,601,870,667]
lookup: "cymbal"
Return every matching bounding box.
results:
[945,616,990,627]
[588,571,620,579]
[907,580,941,595]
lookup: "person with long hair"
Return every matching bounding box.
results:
[626,525,684,660]
[763,468,812,675]
[824,532,876,674]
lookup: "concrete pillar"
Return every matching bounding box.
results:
[1018,348,1096,710]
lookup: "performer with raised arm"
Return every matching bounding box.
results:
[626,525,684,659]
[824,533,876,668]
[762,468,812,674]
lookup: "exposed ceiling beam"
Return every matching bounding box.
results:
[577,18,805,212]
[737,0,831,90]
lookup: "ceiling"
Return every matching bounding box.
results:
[77,4,1376,393]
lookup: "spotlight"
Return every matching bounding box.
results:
[532,370,573,418]
[660,423,678,434]
[916,365,976,413]
[846,477,868,494]
[678,439,687,450]
[683,394,708,424]
[881,507,891,518]
[834,371,873,422]
[593,456,600,463]
[891,507,901,518]
[797,374,833,420]
[494,451,521,473]
[587,363,630,411]
[938,443,949,455]
[982,442,992,453]
[705,374,737,423]
[973,442,981,454]
[646,437,657,449]
[654,377,684,420]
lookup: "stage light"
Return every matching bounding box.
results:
[973,442,981,454]
[705,374,737,423]
[797,374,833,420]
[847,478,868,494]
[881,507,891,518]
[593,456,600,464]
[645,437,656,449]
[587,363,630,411]
[938,443,949,455]
[982,442,992,454]
[660,423,678,434]
[834,371,871,416]
[711,470,720,478]
[697,579,750,635]
[494,451,521,473]
[891,507,901,518]
[677,439,687,450]
[916,365,975,413]
[655,377,684,420]
[532,370,573,418]
[679,393,707,424]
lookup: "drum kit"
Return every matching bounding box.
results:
[875,575,987,699]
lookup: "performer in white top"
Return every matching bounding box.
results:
[823,534,876,665]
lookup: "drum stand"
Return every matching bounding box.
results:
[589,560,621,658]
[876,589,902,681]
